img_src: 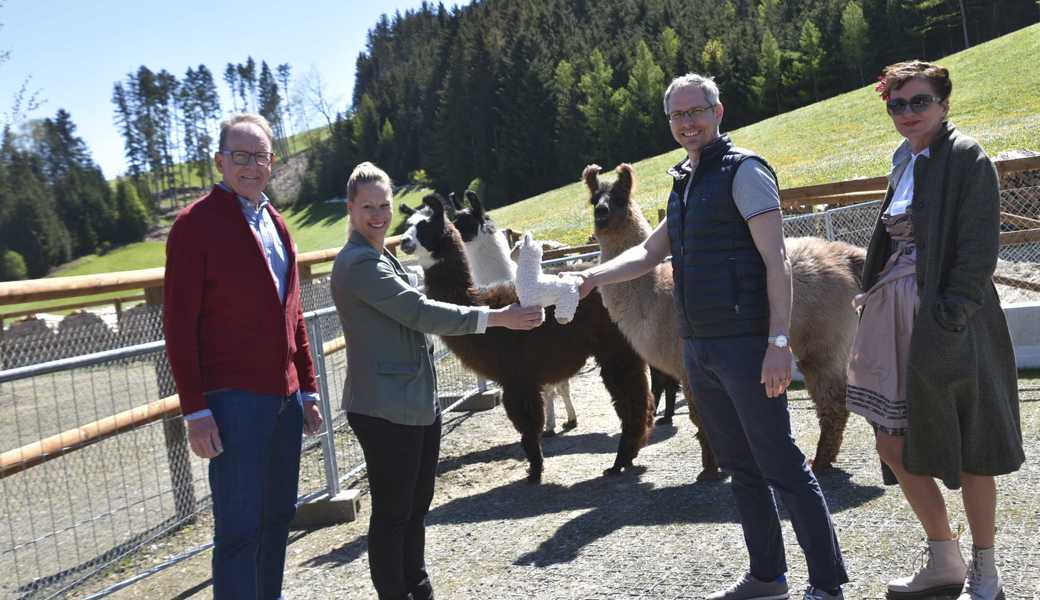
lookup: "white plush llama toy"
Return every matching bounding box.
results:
[515,232,581,324]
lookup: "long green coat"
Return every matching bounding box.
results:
[863,121,1025,490]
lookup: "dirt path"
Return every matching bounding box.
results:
[74,369,1040,599]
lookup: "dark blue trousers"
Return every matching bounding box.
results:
[208,389,303,600]
[682,336,848,590]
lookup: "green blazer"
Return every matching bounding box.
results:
[330,230,487,426]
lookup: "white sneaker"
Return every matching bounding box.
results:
[887,539,966,598]
[957,546,1004,600]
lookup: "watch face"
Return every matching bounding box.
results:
[773,335,789,348]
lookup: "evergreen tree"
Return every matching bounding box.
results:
[755,29,783,114]
[113,178,151,243]
[223,63,239,112]
[840,0,870,85]
[577,49,616,165]
[798,19,824,101]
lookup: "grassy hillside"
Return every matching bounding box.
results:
[492,23,1040,245]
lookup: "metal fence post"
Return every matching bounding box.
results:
[144,285,197,522]
[306,315,340,497]
[824,209,836,242]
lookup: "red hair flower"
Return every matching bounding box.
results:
[875,75,890,100]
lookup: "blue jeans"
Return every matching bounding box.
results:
[682,336,848,590]
[208,389,303,600]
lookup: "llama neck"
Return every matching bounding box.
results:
[465,230,517,286]
[597,210,654,260]
[424,237,477,307]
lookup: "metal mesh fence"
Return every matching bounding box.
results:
[781,172,1040,305]
[1,276,491,599]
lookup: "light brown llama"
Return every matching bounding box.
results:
[583,163,865,475]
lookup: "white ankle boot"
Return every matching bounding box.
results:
[957,546,1003,600]
[887,539,966,598]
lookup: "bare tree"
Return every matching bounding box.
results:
[294,65,340,137]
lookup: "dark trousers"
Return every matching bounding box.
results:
[348,412,441,600]
[208,389,303,600]
[682,336,848,590]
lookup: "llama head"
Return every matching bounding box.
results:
[391,202,430,236]
[399,193,457,269]
[451,190,497,243]
[583,163,636,233]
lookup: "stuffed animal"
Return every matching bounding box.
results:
[514,232,581,324]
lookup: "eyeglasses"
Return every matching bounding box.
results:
[668,104,716,122]
[220,150,275,166]
[885,94,942,116]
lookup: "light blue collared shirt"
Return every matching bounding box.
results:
[185,184,318,421]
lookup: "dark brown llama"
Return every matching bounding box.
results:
[399,194,655,483]
[583,163,866,473]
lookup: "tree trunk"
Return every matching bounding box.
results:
[958,0,970,49]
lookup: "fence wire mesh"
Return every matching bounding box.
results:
[0,167,1036,599]
[1,275,490,599]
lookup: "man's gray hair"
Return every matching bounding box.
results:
[218,113,275,152]
[662,73,721,114]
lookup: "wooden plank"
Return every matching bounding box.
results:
[999,228,1040,246]
[542,243,600,260]
[1,395,182,478]
[779,175,888,204]
[0,293,146,322]
[781,190,888,211]
[1001,212,1040,229]
[995,155,1040,177]
[993,275,1040,293]
[0,268,165,306]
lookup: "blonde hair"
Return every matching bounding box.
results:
[218,113,275,151]
[346,161,392,203]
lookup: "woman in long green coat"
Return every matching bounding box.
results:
[846,61,1024,600]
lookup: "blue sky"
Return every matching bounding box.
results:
[0,0,465,178]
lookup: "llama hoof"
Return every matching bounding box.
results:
[809,457,834,471]
[543,429,556,438]
[655,416,673,425]
[526,467,543,484]
[603,465,624,477]
[561,420,577,431]
[695,468,727,482]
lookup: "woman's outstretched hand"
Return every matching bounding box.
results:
[490,303,545,330]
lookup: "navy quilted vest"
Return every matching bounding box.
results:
[666,135,775,338]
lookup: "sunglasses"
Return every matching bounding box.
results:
[886,94,943,116]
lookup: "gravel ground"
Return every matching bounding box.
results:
[64,367,1040,600]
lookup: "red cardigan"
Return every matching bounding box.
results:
[163,185,318,415]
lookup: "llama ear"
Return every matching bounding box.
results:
[422,194,445,218]
[465,190,485,219]
[447,192,464,212]
[399,203,415,217]
[615,163,635,198]
[582,164,602,194]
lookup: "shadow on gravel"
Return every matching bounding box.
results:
[424,468,881,567]
[435,426,680,478]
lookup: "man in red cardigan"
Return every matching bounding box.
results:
[163,113,323,600]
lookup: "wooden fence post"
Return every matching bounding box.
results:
[144,284,197,522]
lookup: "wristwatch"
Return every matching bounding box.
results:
[768,334,789,349]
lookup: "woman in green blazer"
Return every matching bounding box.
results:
[846,61,1023,600]
[330,162,542,600]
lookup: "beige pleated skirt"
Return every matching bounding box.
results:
[846,242,919,436]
